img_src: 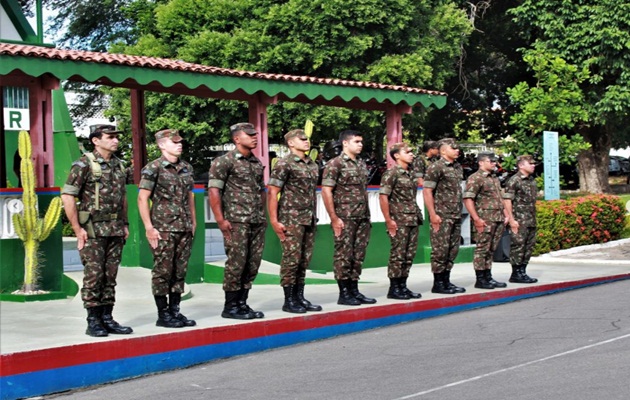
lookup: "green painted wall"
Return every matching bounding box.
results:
[122,186,206,284]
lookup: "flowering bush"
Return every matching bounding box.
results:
[533,195,626,255]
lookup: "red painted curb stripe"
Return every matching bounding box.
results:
[2,274,628,377]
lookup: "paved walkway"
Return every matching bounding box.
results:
[2,239,630,355]
[1,239,630,400]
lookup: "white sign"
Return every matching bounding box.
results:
[543,131,560,200]
[3,108,30,130]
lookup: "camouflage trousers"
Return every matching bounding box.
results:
[387,224,419,278]
[223,221,266,291]
[79,236,125,308]
[509,225,537,266]
[429,218,461,273]
[333,218,371,281]
[151,231,193,296]
[280,224,316,287]
[473,221,505,270]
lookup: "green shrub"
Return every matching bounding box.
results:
[62,222,75,237]
[533,194,625,255]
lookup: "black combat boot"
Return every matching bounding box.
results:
[221,291,254,320]
[337,280,361,306]
[486,269,507,288]
[282,286,307,313]
[519,265,538,283]
[509,264,523,283]
[387,278,410,300]
[169,293,196,327]
[295,284,322,311]
[474,270,495,289]
[443,270,466,293]
[101,304,133,334]
[350,280,377,304]
[431,273,456,294]
[510,264,537,283]
[239,289,264,318]
[400,277,422,299]
[155,295,184,328]
[85,306,108,337]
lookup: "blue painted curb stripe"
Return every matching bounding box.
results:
[1,275,627,400]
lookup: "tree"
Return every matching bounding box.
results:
[104,0,473,174]
[504,47,590,180]
[510,0,630,193]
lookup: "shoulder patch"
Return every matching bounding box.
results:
[72,161,87,168]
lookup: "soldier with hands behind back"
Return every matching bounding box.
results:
[138,129,197,328]
[61,124,133,337]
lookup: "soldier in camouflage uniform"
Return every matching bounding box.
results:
[138,129,197,328]
[463,152,510,289]
[423,138,466,294]
[412,140,439,186]
[379,143,423,300]
[503,155,539,284]
[208,122,267,320]
[61,124,133,337]
[268,129,322,314]
[322,130,376,306]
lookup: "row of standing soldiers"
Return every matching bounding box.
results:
[61,124,538,337]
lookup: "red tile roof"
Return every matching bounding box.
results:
[0,43,446,96]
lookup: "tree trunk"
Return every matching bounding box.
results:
[577,126,611,193]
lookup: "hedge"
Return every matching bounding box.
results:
[533,194,626,256]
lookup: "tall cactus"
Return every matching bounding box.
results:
[12,131,62,293]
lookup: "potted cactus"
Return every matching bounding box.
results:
[11,130,62,293]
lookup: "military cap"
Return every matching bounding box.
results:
[517,154,536,164]
[284,129,308,142]
[89,124,123,140]
[155,128,183,142]
[477,151,497,162]
[437,138,459,149]
[230,122,258,136]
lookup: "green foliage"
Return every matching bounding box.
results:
[503,47,591,174]
[102,0,473,172]
[533,195,626,255]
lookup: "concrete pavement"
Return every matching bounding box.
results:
[1,239,629,399]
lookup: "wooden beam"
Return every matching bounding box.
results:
[248,93,276,183]
[130,89,147,183]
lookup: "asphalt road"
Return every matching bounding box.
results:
[47,280,630,400]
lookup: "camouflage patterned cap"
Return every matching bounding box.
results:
[284,129,307,142]
[437,138,459,150]
[230,122,258,136]
[477,151,497,162]
[155,128,183,142]
[89,124,123,141]
[517,154,536,164]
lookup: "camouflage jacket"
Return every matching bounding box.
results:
[379,165,423,226]
[139,156,194,232]
[412,153,434,179]
[423,158,463,220]
[322,153,370,219]
[268,153,318,226]
[503,173,537,227]
[62,150,127,237]
[208,149,266,224]
[463,170,505,222]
